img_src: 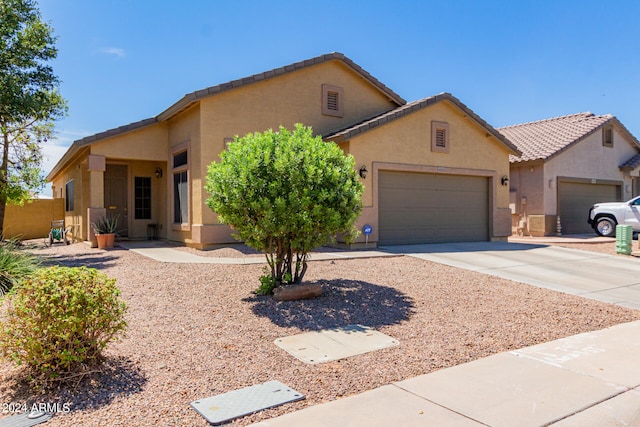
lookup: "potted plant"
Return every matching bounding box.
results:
[92,215,119,249]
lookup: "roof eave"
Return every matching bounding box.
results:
[157,52,406,122]
[46,142,86,181]
[325,93,522,156]
[46,117,158,181]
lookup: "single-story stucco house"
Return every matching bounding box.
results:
[499,112,640,236]
[47,52,519,248]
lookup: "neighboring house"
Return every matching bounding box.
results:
[500,112,640,236]
[47,52,519,248]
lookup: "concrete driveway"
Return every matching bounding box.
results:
[380,241,640,310]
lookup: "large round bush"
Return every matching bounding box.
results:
[0,266,127,381]
[205,123,363,292]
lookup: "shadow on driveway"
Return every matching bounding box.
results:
[244,279,415,331]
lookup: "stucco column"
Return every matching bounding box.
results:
[87,155,106,247]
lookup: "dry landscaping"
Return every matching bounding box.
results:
[1,239,639,426]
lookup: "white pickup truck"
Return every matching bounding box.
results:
[588,196,640,237]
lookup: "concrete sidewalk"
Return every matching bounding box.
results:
[252,320,640,427]
[118,240,396,264]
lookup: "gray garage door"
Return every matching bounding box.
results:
[379,171,489,245]
[558,181,621,234]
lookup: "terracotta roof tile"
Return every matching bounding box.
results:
[498,112,614,163]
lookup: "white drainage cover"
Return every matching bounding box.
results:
[190,380,304,425]
[275,324,399,364]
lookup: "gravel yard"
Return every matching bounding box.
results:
[1,240,639,426]
[550,241,633,256]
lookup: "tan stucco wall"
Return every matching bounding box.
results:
[50,152,88,240]
[4,198,65,240]
[344,100,513,244]
[91,124,168,161]
[544,127,639,214]
[127,161,167,239]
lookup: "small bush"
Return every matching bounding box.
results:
[0,266,127,383]
[0,239,40,296]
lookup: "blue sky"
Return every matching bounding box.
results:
[38,0,640,192]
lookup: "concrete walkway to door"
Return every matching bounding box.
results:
[379,240,640,310]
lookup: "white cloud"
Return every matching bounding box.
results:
[100,47,126,58]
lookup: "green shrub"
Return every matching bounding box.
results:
[0,266,127,382]
[0,239,40,296]
[205,124,363,292]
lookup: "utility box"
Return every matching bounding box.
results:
[616,224,633,255]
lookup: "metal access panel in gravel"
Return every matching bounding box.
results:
[190,380,304,425]
[0,412,52,427]
[275,324,399,364]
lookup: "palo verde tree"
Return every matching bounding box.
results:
[205,124,364,294]
[0,0,67,236]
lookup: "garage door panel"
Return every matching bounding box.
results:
[379,171,489,245]
[383,189,438,207]
[558,182,620,234]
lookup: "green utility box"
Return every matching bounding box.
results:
[616,224,633,255]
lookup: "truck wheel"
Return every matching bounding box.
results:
[595,217,616,237]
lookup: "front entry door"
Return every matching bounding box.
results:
[104,164,128,237]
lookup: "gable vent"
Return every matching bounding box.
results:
[431,121,450,153]
[327,91,339,111]
[322,84,344,117]
[435,128,447,147]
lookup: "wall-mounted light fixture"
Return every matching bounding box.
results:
[359,165,368,179]
[155,167,163,179]
[501,175,509,186]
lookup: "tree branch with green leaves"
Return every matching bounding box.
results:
[0,0,67,236]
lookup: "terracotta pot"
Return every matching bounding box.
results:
[96,233,115,249]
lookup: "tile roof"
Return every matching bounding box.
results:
[498,112,615,163]
[620,153,640,171]
[324,92,521,155]
[47,52,406,180]
[157,52,405,121]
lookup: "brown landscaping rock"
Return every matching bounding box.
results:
[273,283,322,301]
